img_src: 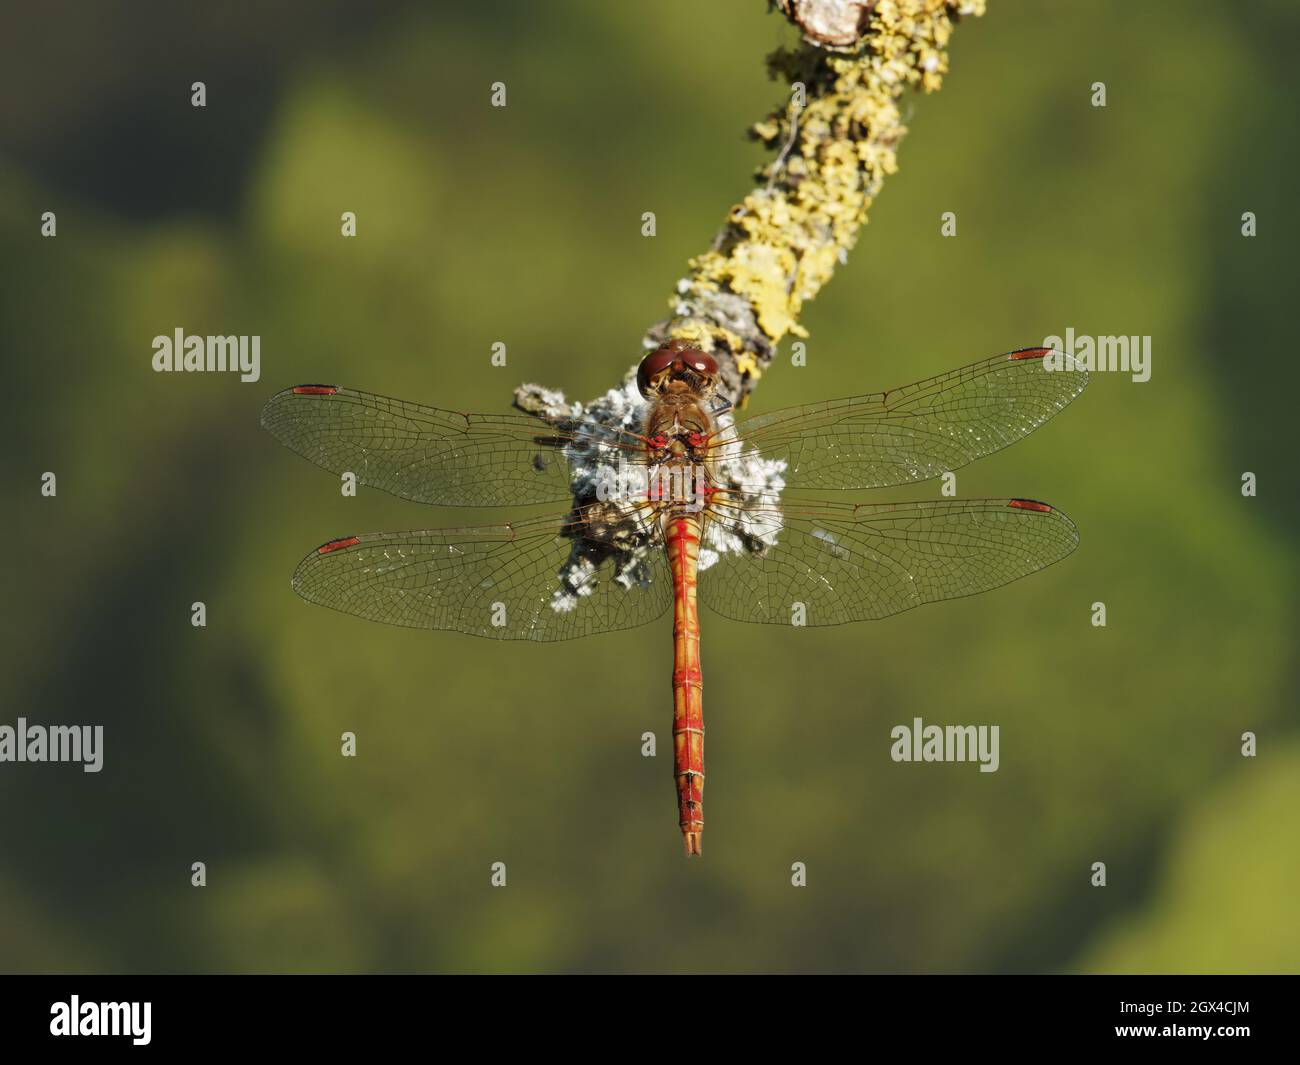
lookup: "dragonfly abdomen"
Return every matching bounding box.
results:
[666,512,705,856]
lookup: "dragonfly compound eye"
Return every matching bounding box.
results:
[637,340,717,397]
[686,351,718,377]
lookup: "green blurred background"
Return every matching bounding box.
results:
[2,0,1296,973]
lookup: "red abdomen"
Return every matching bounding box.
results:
[666,512,705,855]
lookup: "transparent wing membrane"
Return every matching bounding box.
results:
[290,508,671,641]
[710,349,1087,490]
[265,350,1084,637]
[261,385,646,507]
[697,497,1079,626]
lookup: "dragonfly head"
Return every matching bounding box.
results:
[637,339,719,399]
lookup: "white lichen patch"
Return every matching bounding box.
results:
[519,379,789,606]
[699,411,787,573]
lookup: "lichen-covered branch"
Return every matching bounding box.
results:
[516,0,985,420]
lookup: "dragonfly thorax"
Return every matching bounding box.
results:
[645,378,715,453]
[643,384,716,513]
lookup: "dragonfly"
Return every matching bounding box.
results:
[261,342,1087,855]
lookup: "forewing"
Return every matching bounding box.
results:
[261,385,645,507]
[713,349,1086,490]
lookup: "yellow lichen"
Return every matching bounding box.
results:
[733,351,762,381]
[659,0,986,401]
[666,321,719,349]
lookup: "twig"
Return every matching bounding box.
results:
[516,0,986,419]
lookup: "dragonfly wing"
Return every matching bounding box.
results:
[714,349,1087,490]
[261,385,646,507]
[697,497,1078,626]
[290,508,671,641]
